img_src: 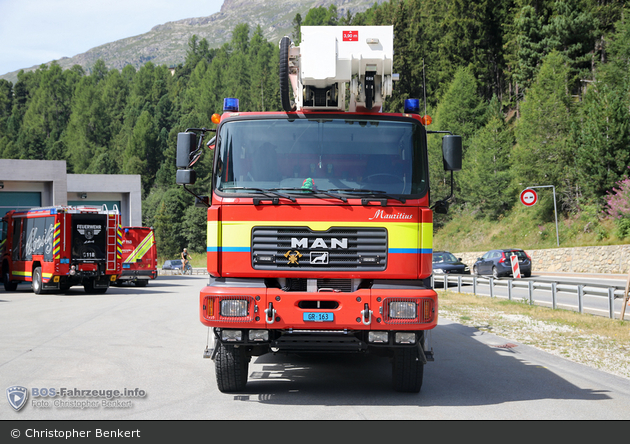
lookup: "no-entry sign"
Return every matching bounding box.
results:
[520,188,538,206]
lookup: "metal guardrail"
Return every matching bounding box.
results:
[158,268,208,276]
[432,274,629,320]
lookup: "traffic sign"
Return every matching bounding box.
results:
[520,189,538,206]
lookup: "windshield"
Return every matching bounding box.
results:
[433,252,459,264]
[214,117,427,197]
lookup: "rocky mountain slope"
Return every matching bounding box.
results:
[1,0,384,83]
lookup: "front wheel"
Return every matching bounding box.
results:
[472,266,479,276]
[392,347,424,393]
[215,343,249,393]
[492,267,500,279]
[3,267,18,291]
[32,267,44,294]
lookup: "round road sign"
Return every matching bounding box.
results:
[520,188,538,206]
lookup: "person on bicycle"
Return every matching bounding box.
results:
[181,248,192,273]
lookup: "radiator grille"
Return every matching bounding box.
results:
[251,226,387,271]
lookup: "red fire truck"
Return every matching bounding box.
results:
[115,226,158,287]
[176,26,462,393]
[1,205,123,294]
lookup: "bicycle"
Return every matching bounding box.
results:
[182,260,193,275]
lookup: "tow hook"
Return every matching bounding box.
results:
[361,303,372,325]
[265,302,276,324]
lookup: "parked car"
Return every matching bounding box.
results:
[162,259,183,271]
[472,249,532,278]
[432,251,470,275]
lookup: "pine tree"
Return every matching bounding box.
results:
[459,95,514,218]
[513,51,574,207]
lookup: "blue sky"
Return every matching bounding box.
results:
[0,0,224,76]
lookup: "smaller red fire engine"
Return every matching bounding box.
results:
[1,205,123,294]
[114,226,157,287]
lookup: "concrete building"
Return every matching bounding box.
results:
[0,159,142,226]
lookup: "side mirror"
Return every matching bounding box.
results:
[195,196,209,208]
[176,169,196,185]
[433,200,449,214]
[442,135,462,172]
[177,132,197,169]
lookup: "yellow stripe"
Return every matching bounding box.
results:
[13,271,32,277]
[208,221,427,250]
[124,232,155,263]
[208,221,221,248]
[420,222,433,251]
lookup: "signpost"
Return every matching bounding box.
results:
[521,185,559,246]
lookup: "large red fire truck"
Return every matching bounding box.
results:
[1,205,123,294]
[114,226,158,287]
[176,26,462,393]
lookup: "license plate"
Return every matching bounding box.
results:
[303,312,334,322]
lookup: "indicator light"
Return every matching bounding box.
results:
[223,98,239,112]
[404,98,420,114]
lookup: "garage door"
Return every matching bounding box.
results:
[0,192,41,218]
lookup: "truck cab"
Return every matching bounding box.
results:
[176,26,462,393]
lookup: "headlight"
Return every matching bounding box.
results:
[221,329,242,342]
[389,301,417,319]
[248,330,269,342]
[464,267,469,271]
[395,332,416,344]
[220,299,248,317]
[433,268,444,274]
[368,331,388,343]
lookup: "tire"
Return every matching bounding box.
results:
[32,267,43,294]
[134,280,148,287]
[492,267,500,279]
[3,266,18,291]
[215,343,249,392]
[84,279,108,294]
[392,346,424,393]
[472,266,479,276]
[279,36,295,112]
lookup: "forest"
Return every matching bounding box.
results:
[1,0,630,258]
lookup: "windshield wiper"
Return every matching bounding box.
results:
[269,187,347,203]
[326,188,406,204]
[220,186,296,203]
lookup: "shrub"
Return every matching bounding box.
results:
[604,172,630,239]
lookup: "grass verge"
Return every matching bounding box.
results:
[438,290,630,379]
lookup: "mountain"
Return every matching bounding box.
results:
[0,0,385,84]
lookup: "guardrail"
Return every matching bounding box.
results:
[432,274,629,320]
[158,268,208,276]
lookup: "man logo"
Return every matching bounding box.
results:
[7,386,28,411]
[291,238,348,249]
[310,252,329,265]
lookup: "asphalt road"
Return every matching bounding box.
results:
[1,275,630,420]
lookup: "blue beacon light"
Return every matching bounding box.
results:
[404,99,420,114]
[223,98,240,112]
